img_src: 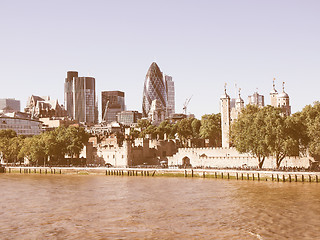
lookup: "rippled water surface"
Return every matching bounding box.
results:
[0,174,319,239]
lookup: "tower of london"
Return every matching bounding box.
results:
[220,79,291,148]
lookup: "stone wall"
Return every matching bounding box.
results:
[168,147,311,169]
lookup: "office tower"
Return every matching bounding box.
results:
[142,62,167,117]
[248,91,264,107]
[0,98,20,112]
[165,75,175,118]
[101,91,125,123]
[64,71,97,124]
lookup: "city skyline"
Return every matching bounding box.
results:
[1,1,320,118]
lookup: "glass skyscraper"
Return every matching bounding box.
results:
[142,62,167,117]
[64,71,97,124]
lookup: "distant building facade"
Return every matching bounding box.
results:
[0,98,20,112]
[64,71,98,124]
[0,112,42,135]
[117,111,142,126]
[101,91,125,123]
[25,95,66,119]
[248,91,264,107]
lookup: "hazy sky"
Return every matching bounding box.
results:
[1,0,319,118]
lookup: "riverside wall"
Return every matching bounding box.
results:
[168,147,312,169]
[2,166,320,182]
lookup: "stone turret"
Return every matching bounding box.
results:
[277,82,291,116]
[270,78,278,107]
[220,84,230,148]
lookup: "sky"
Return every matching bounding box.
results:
[0,0,320,118]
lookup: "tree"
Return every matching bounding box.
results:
[231,105,270,168]
[176,118,201,147]
[65,126,90,159]
[263,106,301,168]
[299,102,320,160]
[145,124,158,139]
[157,120,176,139]
[7,136,24,164]
[0,129,18,163]
[231,105,303,169]
[199,113,221,147]
[191,119,201,138]
[136,119,152,138]
[19,135,47,165]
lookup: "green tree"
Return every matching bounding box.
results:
[199,113,221,147]
[231,105,303,168]
[299,102,320,160]
[7,136,24,164]
[191,118,201,138]
[137,119,152,138]
[19,135,47,165]
[65,126,90,159]
[0,129,18,163]
[231,105,270,168]
[157,120,176,139]
[176,118,200,147]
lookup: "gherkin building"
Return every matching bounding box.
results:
[142,62,167,117]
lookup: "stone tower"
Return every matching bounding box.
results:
[235,88,244,115]
[277,82,291,116]
[270,78,278,107]
[220,85,230,148]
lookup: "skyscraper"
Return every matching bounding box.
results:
[142,62,167,117]
[101,91,125,123]
[0,98,20,112]
[165,75,175,118]
[64,71,97,124]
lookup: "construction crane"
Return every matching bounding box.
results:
[102,100,109,122]
[183,95,193,115]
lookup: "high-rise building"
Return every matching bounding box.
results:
[0,98,20,112]
[101,91,125,123]
[142,62,167,117]
[165,75,175,117]
[64,71,97,124]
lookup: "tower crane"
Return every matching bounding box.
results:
[183,95,193,115]
[102,100,109,122]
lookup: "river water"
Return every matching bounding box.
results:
[0,174,319,239]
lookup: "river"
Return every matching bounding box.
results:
[0,174,319,239]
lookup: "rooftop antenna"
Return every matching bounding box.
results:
[224,83,227,94]
[273,77,276,89]
[102,100,109,122]
[234,83,238,98]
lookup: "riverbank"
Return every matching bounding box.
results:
[2,166,320,183]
